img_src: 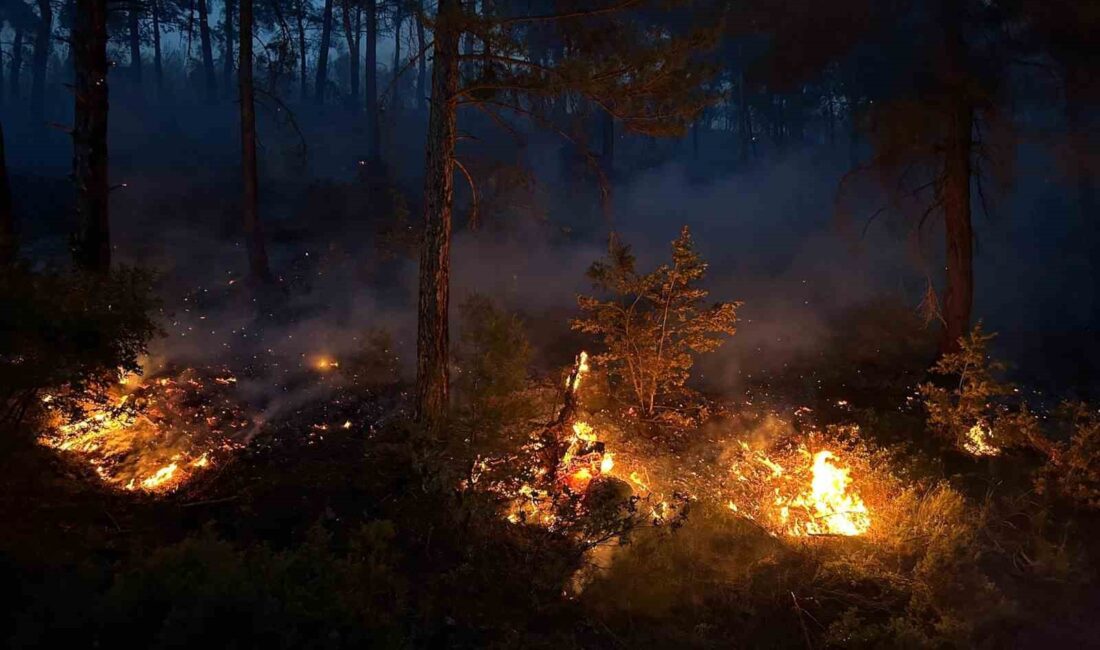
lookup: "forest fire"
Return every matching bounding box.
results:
[39,367,251,494]
[727,440,871,537]
[963,423,1001,457]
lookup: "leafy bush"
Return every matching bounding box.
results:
[453,294,536,433]
[1036,402,1100,511]
[0,265,158,438]
[98,522,407,649]
[573,227,740,418]
[919,324,1039,456]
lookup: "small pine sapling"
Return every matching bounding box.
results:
[573,226,740,418]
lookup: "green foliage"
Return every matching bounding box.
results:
[453,294,536,434]
[918,324,1039,456]
[97,522,407,649]
[573,227,740,418]
[0,265,158,437]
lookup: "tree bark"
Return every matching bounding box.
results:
[0,120,14,265]
[391,1,402,112]
[938,0,973,354]
[415,0,461,426]
[239,0,272,282]
[197,0,217,102]
[296,0,308,102]
[416,0,426,113]
[601,108,614,176]
[365,0,380,161]
[72,0,110,274]
[340,0,360,108]
[153,0,165,100]
[152,0,165,98]
[128,6,142,87]
[223,0,235,96]
[315,0,334,104]
[31,0,53,120]
[10,27,22,103]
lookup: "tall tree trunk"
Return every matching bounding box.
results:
[10,28,23,103]
[938,0,973,354]
[72,0,110,274]
[0,121,14,266]
[197,0,217,102]
[31,0,53,121]
[239,0,272,282]
[340,0,359,108]
[153,0,165,100]
[415,0,461,426]
[364,0,379,161]
[601,108,614,176]
[128,6,142,87]
[416,0,426,113]
[391,2,402,112]
[296,0,308,102]
[314,0,334,104]
[223,0,235,97]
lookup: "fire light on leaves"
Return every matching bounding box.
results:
[39,366,251,494]
[963,422,1000,457]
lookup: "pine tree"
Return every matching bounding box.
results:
[413,0,718,427]
[573,226,740,417]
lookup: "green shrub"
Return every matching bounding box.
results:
[100,522,407,649]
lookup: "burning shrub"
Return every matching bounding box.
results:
[573,226,740,419]
[0,265,158,440]
[919,324,1039,457]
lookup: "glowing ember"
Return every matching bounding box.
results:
[137,463,179,491]
[312,355,340,372]
[963,423,1000,457]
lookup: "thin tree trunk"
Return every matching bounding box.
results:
[365,0,379,161]
[72,0,110,274]
[314,0,334,104]
[601,108,614,176]
[416,0,426,113]
[153,0,165,100]
[128,6,142,87]
[31,0,53,120]
[223,0,235,96]
[391,2,402,111]
[197,0,217,102]
[9,28,22,102]
[939,0,973,354]
[340,0,359,108]
[0,120,14,265]
[296,0,308,102]
[239,0,272,282]
[415,0,461,426]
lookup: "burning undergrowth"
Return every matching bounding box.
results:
[40,366,253,493]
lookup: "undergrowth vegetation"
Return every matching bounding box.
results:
[3,259,1100,648]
